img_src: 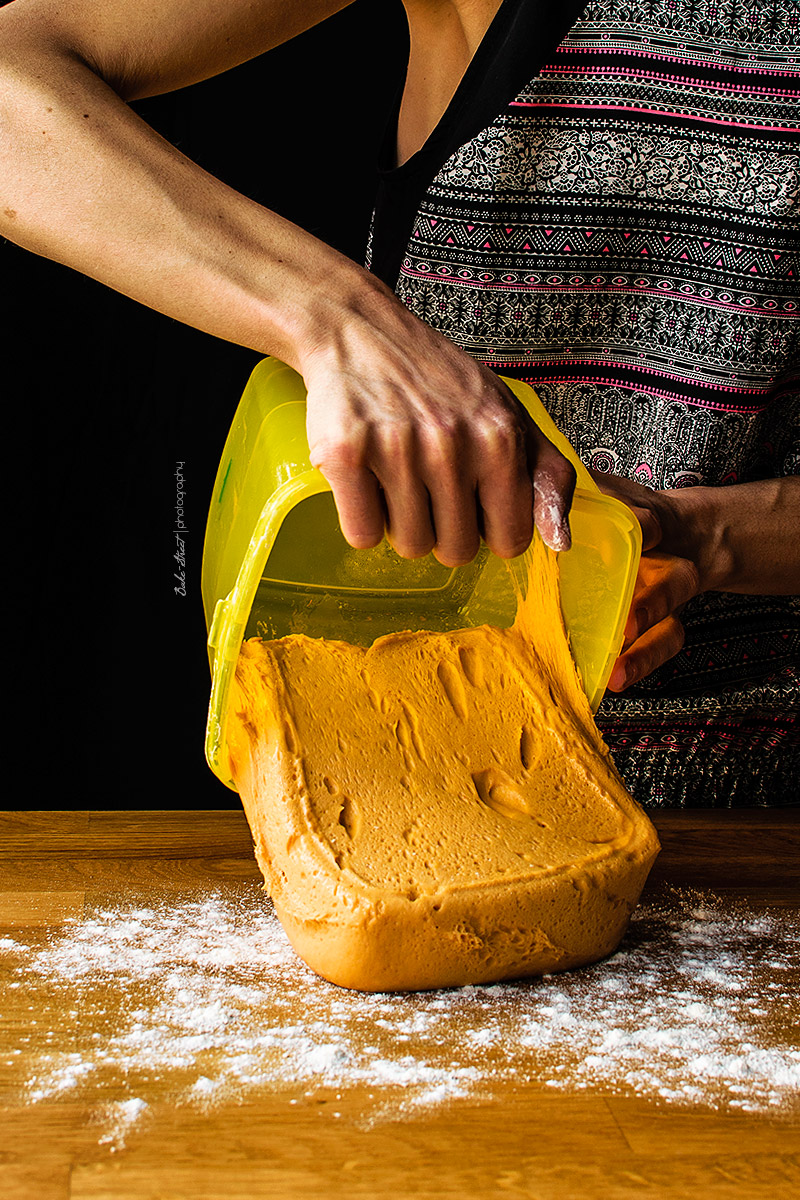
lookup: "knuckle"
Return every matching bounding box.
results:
[311,427,371,472]
[533,450,577,498]
[309,436,366,475]
[423,423,462,470]
[379,422,415,460]
[545,452,578,491]
[636,617,685,682]
[481,416,526,460]
[662,558,699,611]
[633,604,652,638]
[650,591,674,629]
[677,556,701,597]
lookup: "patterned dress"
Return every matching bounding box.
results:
[368,0,800,807]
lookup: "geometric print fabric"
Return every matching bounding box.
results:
[383,0,800,803]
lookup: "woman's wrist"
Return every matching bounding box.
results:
[652,486,733,593]
[654,478,800,596]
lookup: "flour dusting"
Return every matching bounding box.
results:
[2,885,798,1146]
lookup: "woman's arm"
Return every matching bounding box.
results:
[590,473,800,691]
[0,0,575,566]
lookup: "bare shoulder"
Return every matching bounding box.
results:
[1,0,356,98]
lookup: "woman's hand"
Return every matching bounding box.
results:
[590,470,800,692]
[0,1,577,570]
[301,283,576,567]
[606,550,701,692]
[587,472,701,691]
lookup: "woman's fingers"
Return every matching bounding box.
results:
[377,430,438,560]
[628,505,662,553]
[469,420,534,561]
[306,364,577,565]
[607,614,686,691]
[608,550,701,691]
[308,432,386,551]
[589,468,663,551]
[622,553,700,649]
[384,416,574,565]
[527,425,576,552]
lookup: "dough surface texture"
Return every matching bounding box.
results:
[228,536,659,991]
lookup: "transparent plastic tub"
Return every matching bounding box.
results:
[202,358,641,789]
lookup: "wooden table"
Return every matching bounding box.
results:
[2,808,799,1200]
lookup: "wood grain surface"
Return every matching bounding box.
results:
[1,808,799,1200]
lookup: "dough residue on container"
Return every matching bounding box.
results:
[228,533,659,991]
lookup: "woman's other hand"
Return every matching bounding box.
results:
[606,550,701,691]
[589,470,800,692]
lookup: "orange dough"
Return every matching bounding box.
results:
[227,535,659,991]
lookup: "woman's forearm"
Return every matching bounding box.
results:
[594,472,799,692]
[0,25,366,370]
[658,476,800,596]
[0,6,577,563]
[592,467,799,597]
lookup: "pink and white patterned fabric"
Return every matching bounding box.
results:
[371,0,800,805]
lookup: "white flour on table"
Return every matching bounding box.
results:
[1,885,798,1148]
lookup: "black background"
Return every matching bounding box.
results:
[5,1,408,809]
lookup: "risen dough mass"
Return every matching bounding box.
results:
[228,535,659,991]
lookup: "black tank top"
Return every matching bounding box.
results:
[369,0,589,287]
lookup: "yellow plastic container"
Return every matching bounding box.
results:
[202,358,641,789]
